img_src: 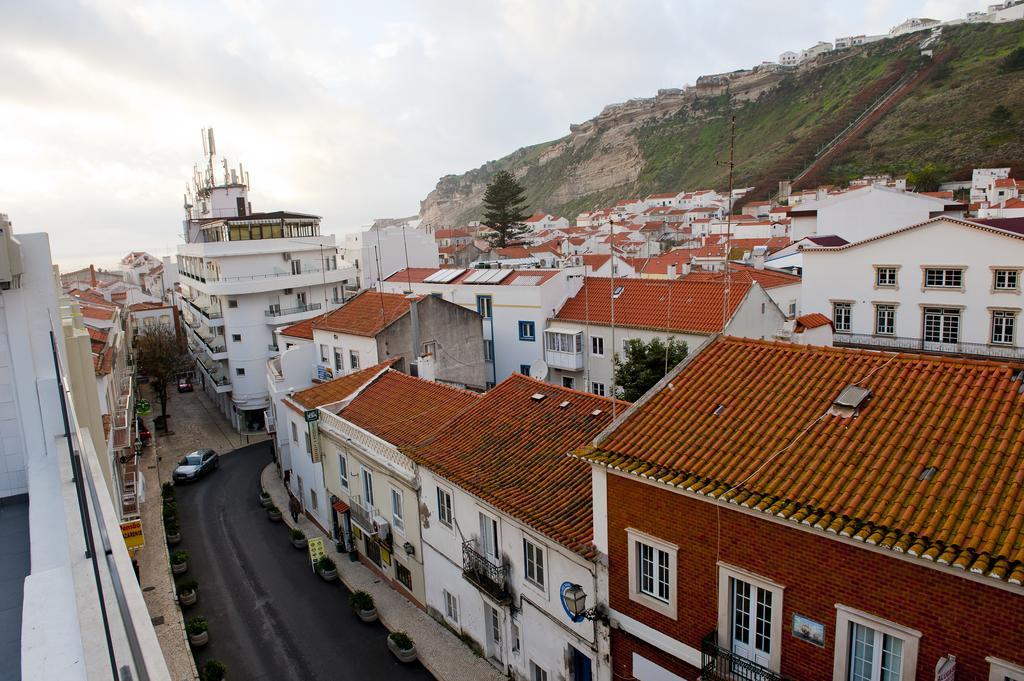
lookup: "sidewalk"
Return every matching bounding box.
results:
[135,386,269,681]
[260,464,504,681]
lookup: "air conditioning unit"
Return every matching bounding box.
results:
[372,515,391,539]
[282,252,292,261]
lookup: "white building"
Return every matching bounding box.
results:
[411,374,617,681]
[971,167,1011,202]
[801,216,1024,361]
[175,131,356,431]
[382,267,584,387]
[545,277,786,395]
[342,225,439,290]
[523,213,571,233]
[890,17,940,36]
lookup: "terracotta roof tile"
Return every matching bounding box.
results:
[312,291,414,337]
[685,262,801,289]
[280,313,329,340]
[287,360,398,412]
[79,303,116,321]
[555,277,751,334]
[795,313,832,330]
[578,337,1024,584]
[409,374,627,557]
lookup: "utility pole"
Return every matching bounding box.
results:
[718,114,736,333]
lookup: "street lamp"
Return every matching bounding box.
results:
[560,582,607,623]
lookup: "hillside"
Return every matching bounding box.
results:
[419,21,1024,228]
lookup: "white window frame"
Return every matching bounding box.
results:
[987,656,1024,681]
[390,486,405,534]
[523,536,546,589]
[349,349,360,370]
[319,343,329,362]
[360,467,374,508]
[991,309,1017,345]
[436,485,454,529]
[530,660,549,681]
[717,563,785,674]
[338,453,349,490]
[291,421,298,443]
[832,605,920,681]
[923,267,964,289]
[832,301,852,332]
[874,266,898,288]
[591,381,606,397]
[993,268,1021,292]
[874,304,896,336]
[626,528,677,619]
[591,335,605,356]
[478,510,500,562]
[442,589,459,624]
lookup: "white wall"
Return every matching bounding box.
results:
[348,227,440,290]
[793,186,960,242]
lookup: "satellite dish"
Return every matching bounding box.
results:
[529,360,549,381]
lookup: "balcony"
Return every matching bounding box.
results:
[701,630,791,681]
[187,324,227,360]
[195,355,232,393]
[544,330,584,371]
[350,495,392,545]
[462,540,511,604]
[182,294,223,324]
[265,302,322,318]
[834,332,1024,363]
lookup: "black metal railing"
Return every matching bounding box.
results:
[462,540,511,603]
[834,332,1024,362]
[265,302,322,317]
[701,630,789,681]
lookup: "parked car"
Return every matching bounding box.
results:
[177,376,194,393]
[136,417,152,446]
[173,449,219,482]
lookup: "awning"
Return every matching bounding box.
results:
[332,499,350,513]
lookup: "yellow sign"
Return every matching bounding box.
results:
[121,520,145,551]
[380,546,391,567]
[308,537,325,571]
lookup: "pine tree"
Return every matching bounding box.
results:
[481,170,530,248]
[613,337,688,402]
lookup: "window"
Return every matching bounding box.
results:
[524,538,545,587]
[518,321,536,341]
[591,382,606,397]
[511,622,521,654]
[231,333,241,342]
[994,269,1020,291]
[874,305,895,336]
[627,529,677,619]
[833,606,919,681]
[396,562,412,590]
[360,468,374,508]
[442,589,459,623]
[529,661,548,681]
[338,454,349,490]
[924,268,963,288]
[833,302,852,332]
[319,344,328,362]
[290,259,302,275]
[436,487,453,528]
[875,267,898,287]
[228,299,238,308]
[923,308,960,344]
[591,335,604,356]
[304,431,311,453]
[235,367,245,376]
[479,511,499,560]
[349,350,360,370]
[334,348,343,372]
[291,421,298,442]
[483,340,494,361]
[788,301,797,316]
[520,364,531,375]
[296,291,307,306]
[310,488,318,513]
[477,295,493,318]
[562,376,575,389]
[718,565,784,673]
[545,331,582,354]
[988,656,1024,681]
[992,311,1017,345]
[391,488,405,533]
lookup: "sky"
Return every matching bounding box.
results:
[0,0,980,271]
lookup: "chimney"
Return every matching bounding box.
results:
[815,188,828,201]
[681,262,692,276]
[667,264,677,279]
[751,245,767,270]
[895,178,907,191]
[90,264,97,287]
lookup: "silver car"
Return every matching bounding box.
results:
[173,448,219,482]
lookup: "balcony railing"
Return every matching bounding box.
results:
[834,332,1024,362]
[265,302,322,317]
[701,630,790,681]
[462,540,511,603]
[544,347,584,371]
[183,294,223,321]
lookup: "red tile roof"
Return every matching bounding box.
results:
[279,313,329,340]
[287,360,398,412]
[794,313,832,330]
[685,263,801,289]
[555,277,752,334]
[340,371,479,448]
[580,254,611,270]
[577,337,1024,584]
[79,303,116,321]
[409,374,626,557]
[647,192,680,200]
[994,177,1017,188]
[312,291,415,337]
[128,302,168,312]
[434,229,470,239]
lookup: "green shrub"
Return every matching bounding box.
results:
[317,556,336,572]
[170,551,188,565]
[175,580,198,596]
[185,616,207,636]
[161,482,174,499]
[200,660,227,681]
[389,631,414,650]
[349,590,374,611]
[290,528,306,541]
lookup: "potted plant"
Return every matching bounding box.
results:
[316,555,337,582]
[290,528,308,549]
[387,631,417,663]
[170,550,189,575]
[266,504,283,522]
[201,660,227,681]
[165,520,182,546]
[162,481,175,500]
[259,488,272,508]
[162,504,177,523]
[176,580,198,607]
[349,590,377,622]
[185,616,209,647]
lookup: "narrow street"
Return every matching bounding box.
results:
[174,441,435,681]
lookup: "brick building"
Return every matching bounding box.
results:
[576,336,1024,681]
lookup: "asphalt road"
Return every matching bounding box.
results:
[174,442,435,681]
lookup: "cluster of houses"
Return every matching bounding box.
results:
[259,165,1024,680]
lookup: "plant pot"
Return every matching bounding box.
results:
[387,637,417,663]
[259,494,272,508]
[188,630,209,648]
[178,590,197,607]
[291,537,308,549]
[166,531,182,546]
[318,567,338,582]
[267,508,283,522]
[357,607,378,623]
[171,561,188,575]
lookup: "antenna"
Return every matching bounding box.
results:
[401,223,413,293]
[207,127,216,156]
[529,360,549,381]
[717,114,736,332]
[201,128,208,157]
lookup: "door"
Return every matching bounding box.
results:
[297,476,305,509]
[570,646,593,681]
[485,604,502,664]
[730,576,773,671]
[479,512,499,563]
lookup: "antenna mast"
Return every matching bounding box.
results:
[720,114,736,333]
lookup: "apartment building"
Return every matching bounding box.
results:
[341,225,439,289]
[802,216,1024,361]
[175,131,356,431]
[576,336,1024,681]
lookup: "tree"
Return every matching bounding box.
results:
[481,170,530,248]
[135,324,191,419]
[989,104,1013,126]
[905,163,946,193]
[613,337,688,402]
[1000,46,1024,73]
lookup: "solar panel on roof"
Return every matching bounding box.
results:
[482,269,513,284]
[463,269,489,283]
[423,269,465,283]
[510,275,542,286]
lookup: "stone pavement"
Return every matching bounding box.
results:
[135,385,268,681]
[261,464,506,681]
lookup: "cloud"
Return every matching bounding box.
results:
[0,0,981,269]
